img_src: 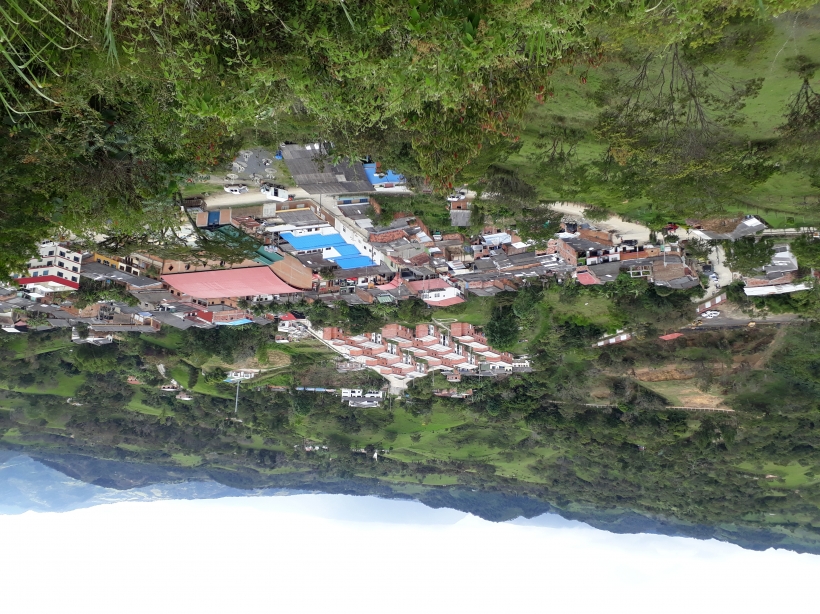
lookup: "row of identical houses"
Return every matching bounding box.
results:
[321,322,530,380]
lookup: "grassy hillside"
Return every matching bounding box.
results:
[501,6,820,228]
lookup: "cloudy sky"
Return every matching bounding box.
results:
[1,494,818,613]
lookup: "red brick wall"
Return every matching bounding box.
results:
[579,228,615,246]
[322,327,345,340]
[382,323,399,338]
[745,272,795,287]
[556,239,578,266]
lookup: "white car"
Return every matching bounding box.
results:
[261,183,290,202]
[702,310,721,319]
[447,190,468,202]
[224,184,249,194]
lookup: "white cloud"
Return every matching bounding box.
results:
[1,494,818,614]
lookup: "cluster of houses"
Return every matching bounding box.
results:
[2,191,574,333]
[320,321,531,386]
[3,149,816,340]
[549,221,701,290]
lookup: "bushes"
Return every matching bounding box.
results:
[187,364,199,389]
[204,367,227,384]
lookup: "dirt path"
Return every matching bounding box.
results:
[754,325,789,369]
[548,202,696,244]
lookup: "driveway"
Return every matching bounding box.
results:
[703,245,733,298]
[204,185,313,209]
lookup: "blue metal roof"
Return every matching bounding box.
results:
[333,244,361,257]
[363,163,404,185]
[280,232,376,269]
[280,232,347,250]
[331,256,377,269]
[216,318,255,326]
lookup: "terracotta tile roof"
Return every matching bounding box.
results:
[407,278,450,292]
[162,268,301,299]
[576,271,601,286]
[424,296,465,307]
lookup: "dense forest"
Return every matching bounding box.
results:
[3,1,820,274]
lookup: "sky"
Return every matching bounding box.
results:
[1,494,818,614]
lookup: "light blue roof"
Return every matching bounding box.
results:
[333,244,361,257]
[216,318,255,326]
[280,232,347,250]
[363,163,404,185]
[280,231,376,269]
[332,256,376,269]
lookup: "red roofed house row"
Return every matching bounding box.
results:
[321,321,520,379]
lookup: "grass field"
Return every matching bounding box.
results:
[126,389,174,416]
[435,296,493,326]
[737,462,820,489]
[0,373,86,398]
[141,330,185,351]
[503,7,820,227]
[4,335,73,359]
[639,380,728,409]
[171,453,203,467]
[291,400,563,485]
[543,288,615,329]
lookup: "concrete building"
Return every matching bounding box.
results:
[15,241,83,297]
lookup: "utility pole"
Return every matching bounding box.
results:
[234,380,240,414]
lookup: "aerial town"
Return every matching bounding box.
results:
[1,145,815,392]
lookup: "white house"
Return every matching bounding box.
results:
[16,241,83,297]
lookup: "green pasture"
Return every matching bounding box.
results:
[0,373,86,398]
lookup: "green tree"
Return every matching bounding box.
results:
[724,237,774,276]
[485,304,519,349]
[72,344,119,374]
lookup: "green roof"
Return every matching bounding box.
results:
[213,226,283,264]
[254,245,283,265]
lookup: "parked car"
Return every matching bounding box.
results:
[447,190,468,202]
[224,184,248,194]
[702,310,721,319]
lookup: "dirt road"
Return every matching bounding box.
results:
[549,202,693,244]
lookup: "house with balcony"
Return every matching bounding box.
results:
[15,241,83,299]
